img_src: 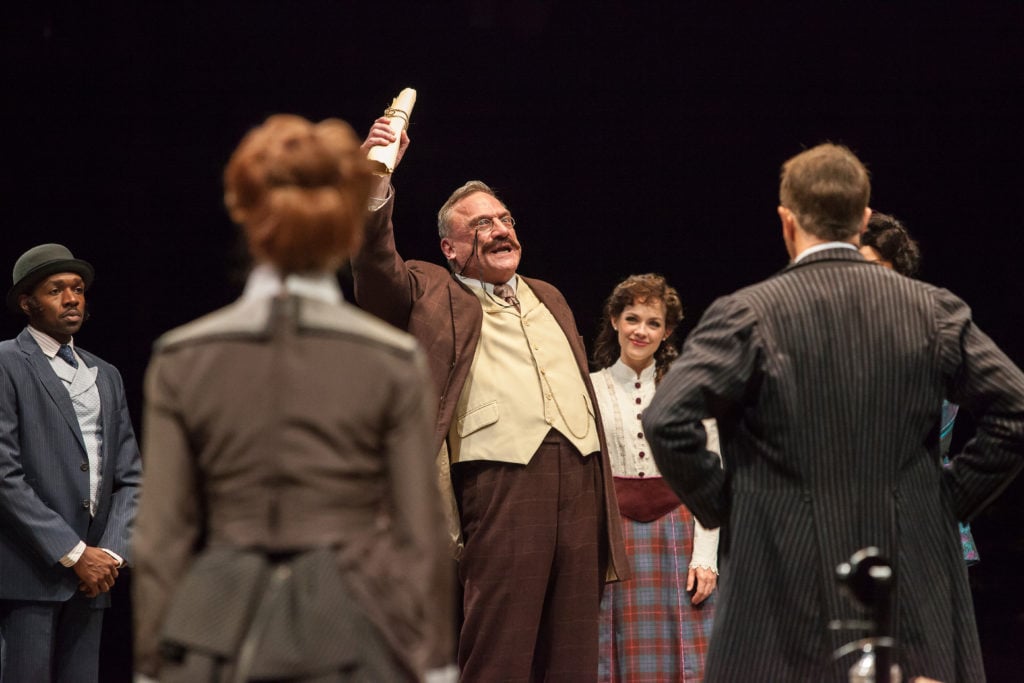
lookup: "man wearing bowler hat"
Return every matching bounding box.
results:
[0,243,142,683]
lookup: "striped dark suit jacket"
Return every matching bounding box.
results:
[0,327,142,606]
[644,247,1024,682]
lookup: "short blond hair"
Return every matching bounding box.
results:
[779,143,870,241]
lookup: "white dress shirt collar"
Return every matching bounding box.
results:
[26,325,73,360]
[454,273,518,296]
[793,241,857,263]
[241,263,343,305]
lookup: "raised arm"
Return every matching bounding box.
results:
[351,117,419,330]
[360,116,409,203]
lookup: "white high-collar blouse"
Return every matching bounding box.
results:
[591,359,720,572]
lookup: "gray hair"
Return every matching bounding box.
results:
[437,180,503,238]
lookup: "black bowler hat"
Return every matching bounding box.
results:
[7,243,95,312]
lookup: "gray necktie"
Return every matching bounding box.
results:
[56,344,79,369]
[492,283,520,312]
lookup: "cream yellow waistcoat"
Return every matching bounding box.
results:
[447,278,600,465]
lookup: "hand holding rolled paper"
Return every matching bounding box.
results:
[367,87,416,175]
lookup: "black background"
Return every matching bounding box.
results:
[5,2,1023,679]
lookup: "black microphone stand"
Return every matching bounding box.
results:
[832,547,899,683]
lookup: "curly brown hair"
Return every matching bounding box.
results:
[591,273,683,383]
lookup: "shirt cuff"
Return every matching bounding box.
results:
[101,548,125,567]
[425,664,459,683]
[60,540,87,567]
[367,185,393,212]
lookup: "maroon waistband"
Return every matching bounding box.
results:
[614,476,682,522]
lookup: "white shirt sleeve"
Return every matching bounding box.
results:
[367,185,393,212]
[101,548,125,567]
[688,418,723,573]
[60,540,86,567]
[690,520,720,573]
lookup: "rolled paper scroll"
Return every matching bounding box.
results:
[367,87,417,175]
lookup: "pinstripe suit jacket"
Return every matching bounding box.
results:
[644,247,1024,682]
[0,327,142,607]
[351,192,629,582]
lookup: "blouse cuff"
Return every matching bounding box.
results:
[689,519,719,574]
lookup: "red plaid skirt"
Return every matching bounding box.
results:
[598,502,716,682]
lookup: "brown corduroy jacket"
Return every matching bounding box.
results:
[352,191,629,583]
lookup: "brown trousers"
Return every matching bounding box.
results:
[454,430,605,682]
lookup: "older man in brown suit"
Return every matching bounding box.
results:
[354,118,628,681]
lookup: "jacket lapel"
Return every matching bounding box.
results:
[91,353,116,509]
[437,278,482,448]
[18,329,88,455]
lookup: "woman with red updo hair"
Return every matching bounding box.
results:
[133,115,454,682]
[223,114,372,273]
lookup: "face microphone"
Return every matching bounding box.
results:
[457,229,480,277]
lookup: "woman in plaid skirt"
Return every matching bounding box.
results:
[591,274,720,682]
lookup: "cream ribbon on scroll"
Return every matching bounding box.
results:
[367,87,417,175]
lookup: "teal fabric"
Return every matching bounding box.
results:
[941,401,980,565]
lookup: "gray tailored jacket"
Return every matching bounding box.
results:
[132,292,452,679]
[0,328,141,608]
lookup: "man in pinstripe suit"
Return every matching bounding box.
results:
[644,144,1024,682]
[0,244,142,683]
